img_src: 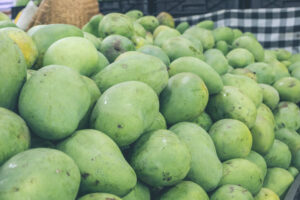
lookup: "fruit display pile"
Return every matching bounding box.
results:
[0,9,300,200]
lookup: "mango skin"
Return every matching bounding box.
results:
[204,49,229,75]
[78,193,121,200]
[246,62,276,84]
[28,24,84,69]
[138,45,170,66]
[213,26,234,44]
[130,129,191,187]
[168,56,223,94]
[219,159,264,195]
[232,36,265,62]
[0,148,81,200]
[292,66,300,80]
[123,181,150,200]
[154,28,181,47]
[92,52,168,94]
[192,112,213,131]
[0,27,38,69]
[264,139,291,169]
[233,28,243,40]
[162,36,203,61]
[207,86,257,128]
[182,33,203,53]
[137,16,159,32]
[0,32,27,110]
[222,73,263,107]
[227,48,255,68]
[83,32,101,50]
[184,26,215,50]
[274,101,300,131]
[275,48,291,61]
[100,34,135,63]
[18,65,91,140]
[209,119,252,161]
[216,40,229,55]
[93,52,109,75]
[82,14,103,37]
[246,151,267,178]
[197,20,214,30]
[159,181,209,200]
[211,185,254,200]
[43,37,99,76]
[157,12,175,28]
[254,188,280,200]
[0,108,30,165]
[90,81,159,147]
[145,112,167,132]
[270,60,290,81]
[57,129,136,196]
[176,22,189,34]
[275,128,300,170]
[133,21,147,37]
[288,166,299,177]
[98,13,134,38]
[250,104,275,155]
[259,84,280,110]
[231,68,257,81]
[160,73,209,125]
[126,10,143,20]
[170,122,223,192]
[263,168,294,197]
[273,77,300,103]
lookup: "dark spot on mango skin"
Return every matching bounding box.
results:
[95,180,100,185]
[162,171,172,182]
[118,124,123,128]
[66,171,70,176]
[114,40,122,52]
[14,187,19,192]
[229,186,235,193]
[82,173,90,179]
[289,81,296,87]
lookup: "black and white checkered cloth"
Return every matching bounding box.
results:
[175,7,300,53]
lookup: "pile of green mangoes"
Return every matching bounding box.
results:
[1,9,300,200]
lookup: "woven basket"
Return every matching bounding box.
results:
[29,0,99,29]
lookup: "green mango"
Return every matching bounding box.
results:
[289,53,300,64]
[100,34,135,62]
[145,112,167,132]
[259,84,280,110]
[57,129,136,196]
[170,122,222,192]
[90,81,159,147]
[207,86,257,128]
[292,66,300,80]
[219,158,264,195]
[184,26,215,50]
[28,24,83,69]
[83,32,101,50]
[157,12,175,28]
[209,119,252,161]
[133,21,147,37]
[227,48,255,68]
[168,56,223,94]
[264,50,277,63]
[159,181,209,200]
[264,140,291,169]
[78,193,121,200]
[0,20,17,29]
[26,69,36,80]
[273,77,300,103]
[160,73,209,125]
[246,151,267,178]
[269,60,290,81]
[246,62,276,84]
[130,129,191,187]
[126,10,143,20]
[153,25,171,38]
[98,13,134,38]
[154,28,180,47]
[0,148,80,200]
[181,34,203,53]
[138,45,170,66]
[92,52,168,94]
[0,108,30,165]
[288,166,299,177]
[93,51,109,75]
[0,32,26,110]
[162,36,203,61]
[216,40,229,55]
[233,28,243,40]
[192,112,213,131]
[213,27,234,44]
[176,22,189,34]
[232,36,265,62]
[263,168,294,197]
[137,16,159,32]
[82,14,103,37]
[274,49,292,61]
[0,12,10,21]
[196,20,214,30]
[222,73,263,107]
[282,60,292,67]
[251,104,275,155]
[123,181,150,200]
[275,128,300,170]
[288,61,300,71]
[19,65,90,140]
[211,185,254,200]
[43,37,99,76]
[231,68,257,81]
[204,49,229,75]
[254,188,280,200]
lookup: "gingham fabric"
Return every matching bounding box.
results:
[175,7,300,53]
